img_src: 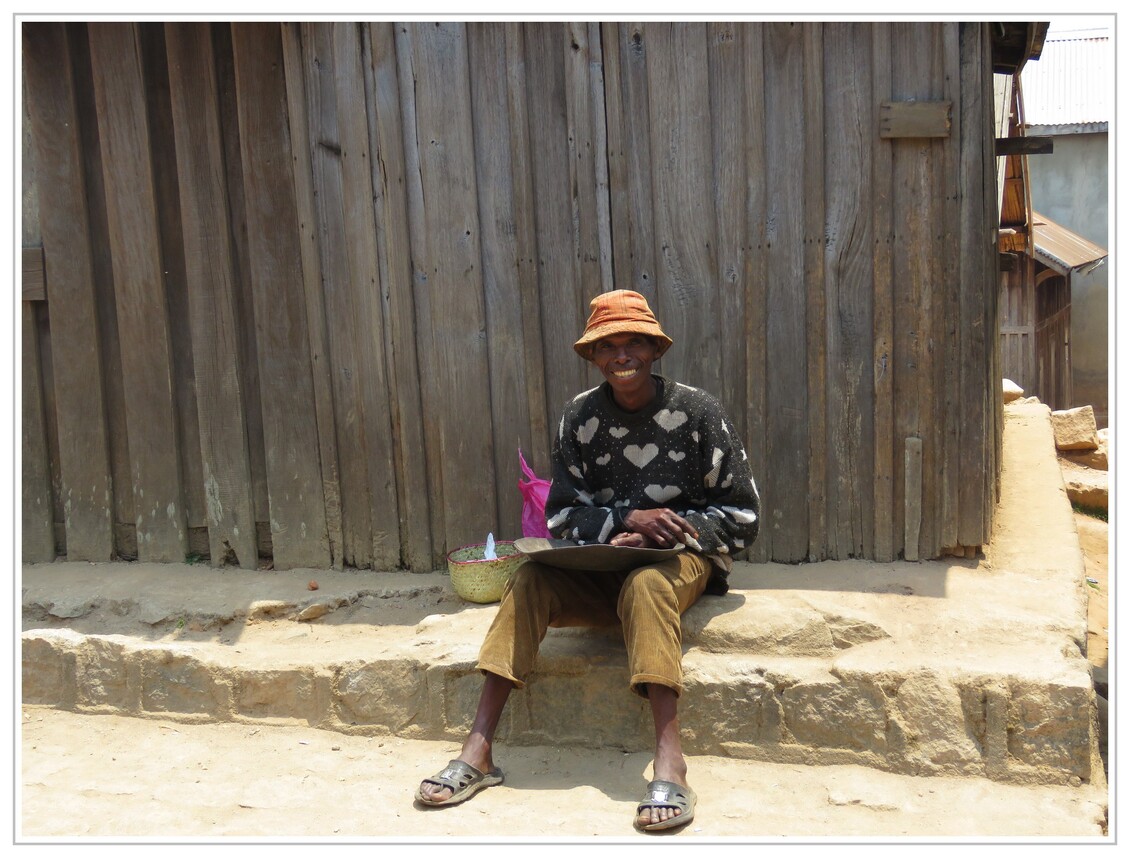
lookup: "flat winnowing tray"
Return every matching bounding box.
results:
[513,537,685,572]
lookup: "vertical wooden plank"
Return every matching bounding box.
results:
[332,21,403,568]
[890,21,939,561]
[467,22,549,538]
[525,22,590,418]
[21,120,54,561]
[563,21,607,306]
[939,22,962,551]
[871,22,895,563]
[295,21,374,568]
[231,22,330,569]
[37,304,66,553]
[138,24,208,539]
[602,22,629,284]
[605,22,659,304]
[164,22,259,568]
[23,22,114,561]
[741,21,770,562]
[645,23,721,393]
[503,22,552,481]
[919,24,945,560]
[401,22,497,551]
[983,22,1004,541]
[213,23,270,538]
[280,22,345,568]
[904,436,923,562]
[587,21,615,297]
[88,22,188,562]
[22,299,56,562]
[366,21,435,570]
[66,23,136,559]
[823,22,876,559]
[763,21,808,562]
[395,23,449,560]
[803,24,827,562]
[708,22,749,440]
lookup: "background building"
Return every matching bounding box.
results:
[1021,16,1112,426]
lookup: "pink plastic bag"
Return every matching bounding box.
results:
[518,449,552,538]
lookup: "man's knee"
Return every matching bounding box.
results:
[619,566,678,617]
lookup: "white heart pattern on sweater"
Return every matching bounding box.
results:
[609,426,629,439]
[644,484,682,503]
[654,409,688,431]
[575,416,600,445]
[623,443,659,468]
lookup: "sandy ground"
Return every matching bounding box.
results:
[19,705,1107,841]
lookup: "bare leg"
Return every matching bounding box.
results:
[637,683,691,829]
[417,671,513,803]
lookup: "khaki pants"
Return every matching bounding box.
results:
[476,552,715,698]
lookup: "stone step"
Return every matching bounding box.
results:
[21,561,1098,788]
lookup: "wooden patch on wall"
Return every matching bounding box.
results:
[22,246,46,301]
[880,100,952,138]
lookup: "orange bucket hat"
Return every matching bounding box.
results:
[573,290,673,360]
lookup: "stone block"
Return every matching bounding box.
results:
[21,631,77,708]
[1002,378,1024,403]
[1007,682,1095,781]
[780,676,889,753]
[680,672,781,753]
[75,637,136,709]
[1062,469,1108,511]
[139,649,232,717]
[1050,406,1099,451]
[335,659,425,731]
[521,665,650,750]
[235,668,323,723]
[892,672,982,774]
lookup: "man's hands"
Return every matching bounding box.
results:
[611,508,699,549]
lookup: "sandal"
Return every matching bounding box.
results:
[415,759,504,807]
[634,779,696,831]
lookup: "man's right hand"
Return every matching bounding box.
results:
[622,508,698,548]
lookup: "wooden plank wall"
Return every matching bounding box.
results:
[21,20,1002,571]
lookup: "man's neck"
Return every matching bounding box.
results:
[611,374,659,413]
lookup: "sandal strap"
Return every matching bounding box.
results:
[637,779,694,813]
[422,759,484,792]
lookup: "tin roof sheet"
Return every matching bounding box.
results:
[1031,210,1108,275]
[1021,33,1111,127]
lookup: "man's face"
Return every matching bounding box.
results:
[591,333,661,396]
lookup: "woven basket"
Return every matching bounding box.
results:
[446,541,526,604]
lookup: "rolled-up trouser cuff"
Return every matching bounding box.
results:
[476,663,525,689]
[630,673,682,699]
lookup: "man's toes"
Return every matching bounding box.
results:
[639,806,680,826]
[419,783,452,803]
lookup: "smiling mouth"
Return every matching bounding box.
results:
[613,368,638,379]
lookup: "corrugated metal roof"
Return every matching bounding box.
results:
[1031,210,1108,275]
[1021,34,1110,127]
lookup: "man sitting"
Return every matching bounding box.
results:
[416,289,760,832]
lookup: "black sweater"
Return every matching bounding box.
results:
[546,375,760,575]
